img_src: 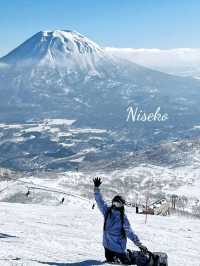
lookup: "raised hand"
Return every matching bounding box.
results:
[93,177,102,188]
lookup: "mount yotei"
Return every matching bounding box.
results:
[0,30,200,173]
[0,30,200,133]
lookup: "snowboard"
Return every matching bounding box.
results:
[147,251,168,266]
[104,250,168,266]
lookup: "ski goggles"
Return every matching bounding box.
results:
[112,201,125,208]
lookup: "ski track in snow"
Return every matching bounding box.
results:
[0,198,200,266]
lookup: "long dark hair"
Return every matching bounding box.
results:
[104,206,126,238]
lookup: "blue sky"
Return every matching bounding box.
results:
[0,0,200,56]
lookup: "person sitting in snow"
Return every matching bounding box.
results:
[93,177,148,264]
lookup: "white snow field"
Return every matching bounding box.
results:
[0,196,200,266]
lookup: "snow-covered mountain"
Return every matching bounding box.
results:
[0,30,200,136]
[1,30,104,71]
[1,30,200,176]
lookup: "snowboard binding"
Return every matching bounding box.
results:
[127,249,168,266]
[144,251,168,266]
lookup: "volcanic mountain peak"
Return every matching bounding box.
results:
[0,30,104,66]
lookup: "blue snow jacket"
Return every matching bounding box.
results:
[94,188,142,254]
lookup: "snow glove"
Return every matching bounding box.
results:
[138,244,148,254]
[93,177,102,188]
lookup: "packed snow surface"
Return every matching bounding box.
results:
[0,197,199,265]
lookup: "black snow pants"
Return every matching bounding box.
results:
[104,248,151,265]
[105,248,131,264]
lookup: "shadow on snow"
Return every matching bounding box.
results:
[0,232,17,239]
[34,260,105,266]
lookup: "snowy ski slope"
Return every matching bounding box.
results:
[0,195,199,266]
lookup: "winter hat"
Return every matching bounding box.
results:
[112,195,126,205]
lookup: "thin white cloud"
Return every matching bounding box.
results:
[106,47,200,78]
[0,62,9,68]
